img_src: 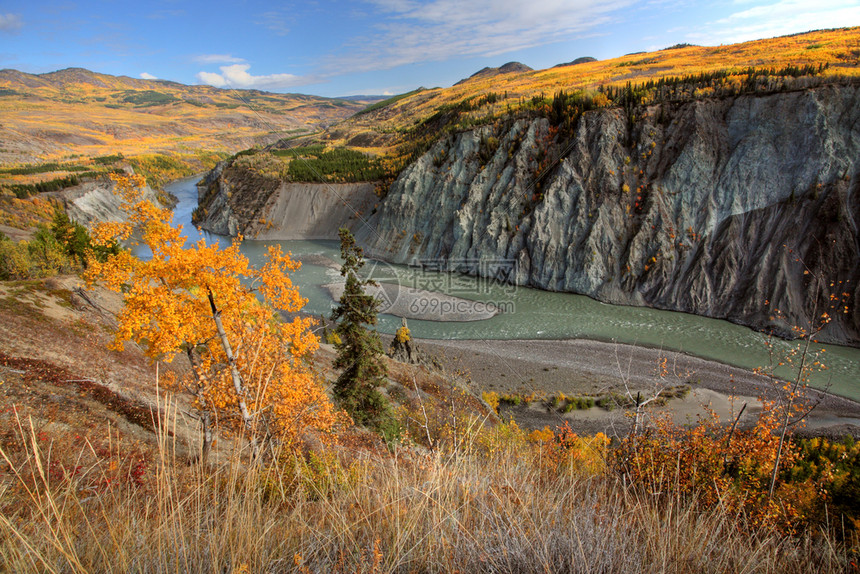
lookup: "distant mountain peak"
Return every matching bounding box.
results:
[553,57,597,68]
[497,62,531,74]
[455,61,532,85]
[44,67,112,87]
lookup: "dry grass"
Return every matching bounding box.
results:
[0,395,851,573]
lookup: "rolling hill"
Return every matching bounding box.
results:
[0,67,377,166]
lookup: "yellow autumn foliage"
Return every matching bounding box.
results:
[395,325,411,343]
[87,173,343,450]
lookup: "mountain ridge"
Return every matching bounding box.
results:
[456,61,534,85]
[327,27,860,154]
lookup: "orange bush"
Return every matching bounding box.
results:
[530,422,609,477]
[615,406,812,532]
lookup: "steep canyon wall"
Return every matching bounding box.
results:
[200,85,860,345]
[356,85,860,345]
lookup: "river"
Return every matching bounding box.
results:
[156,175,860,401]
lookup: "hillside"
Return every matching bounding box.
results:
[0,67,376,165]
[2,234,859,572]
[325,28,860,155]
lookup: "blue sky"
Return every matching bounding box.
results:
[1,1,859,97]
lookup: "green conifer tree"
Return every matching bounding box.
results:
[50,208,119,268]
[330,228,394,433]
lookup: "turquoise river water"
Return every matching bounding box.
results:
[152,176,860,401]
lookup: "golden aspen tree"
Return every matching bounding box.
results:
[87,173,342,461]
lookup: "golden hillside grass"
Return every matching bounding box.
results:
[4,29,857,167]
[335,27,860,151]
[0,68,368,165]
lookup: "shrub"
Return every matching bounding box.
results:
[0,208,120,280]
[477,135,499,164]
[260,449,361,502]
[528,422,609,476]
[395,325,411,343]
[0,239,33,279]
[482,391,500,413]
[613,404,834,533]
[0,216,99,280]
[596,395,616,410]
[499,394,523,406]
[791,436,860,534]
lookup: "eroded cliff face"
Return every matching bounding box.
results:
[56,177,161,228]
[355,85,860,345]
[195,161,377,240]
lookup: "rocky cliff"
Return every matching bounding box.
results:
[195,161,377,240]
[355,85,860,345]
[54,176,161,228]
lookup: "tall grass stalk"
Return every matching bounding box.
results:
[0,400,850,573]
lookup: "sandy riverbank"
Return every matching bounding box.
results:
[409,337,860,438]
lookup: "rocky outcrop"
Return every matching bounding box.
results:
[388,319,443,369]
[195,161,377,240]
[55,177,161,228]
[356,85,860,346]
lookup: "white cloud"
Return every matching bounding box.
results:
[328,0,636,73]
[195,64,306,90]
[690,0,860,44]
[257,10,291,36]
[196,70,228,87]
[0,13,22,32]
[140,72,158,80]
[193,54,246,65]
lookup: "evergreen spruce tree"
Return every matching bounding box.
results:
[330,228,394,433]
[50,209,90,267]
[50,208,119,267]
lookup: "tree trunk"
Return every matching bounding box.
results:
[207,287,259,457]
[186,345,215,464]
[769,329,814,498]
[201,410,213,464]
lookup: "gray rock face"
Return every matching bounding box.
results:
[195,160,377,240]
[356,85,860,346]
[57,177,161,228]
